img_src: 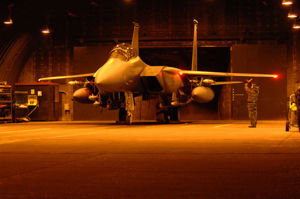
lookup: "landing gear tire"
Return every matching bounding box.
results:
[119,108,126,122]
[169,107,179,122]
[156,111,168,124]
[126,111,133,125]
[285,122,289,132]
[118,108,133,125]
[156,107,179,124]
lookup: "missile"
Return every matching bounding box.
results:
[68,81,85,85]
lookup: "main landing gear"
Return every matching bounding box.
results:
[118,108,133,124]
[156,107,180,124]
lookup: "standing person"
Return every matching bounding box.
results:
[245,78,260,128]
[288,94,297,126]
[295,87,300,130]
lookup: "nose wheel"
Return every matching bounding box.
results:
[117,92,134,125]
[118,108,133,124]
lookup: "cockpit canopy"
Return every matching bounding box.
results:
[110,43,137,61]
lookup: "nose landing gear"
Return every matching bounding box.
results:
[118,108,133,124]
[117,92,134,125]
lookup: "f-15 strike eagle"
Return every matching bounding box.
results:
[39,19,278,124]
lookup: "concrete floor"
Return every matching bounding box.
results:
[0,120,299,199]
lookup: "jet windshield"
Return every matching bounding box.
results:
[110,43,137,61]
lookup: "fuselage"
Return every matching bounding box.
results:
[94,56,147,93]
[94,43,185,94]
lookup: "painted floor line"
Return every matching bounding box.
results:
[0,128,51,134]
[0,139,27,145]
[0,128,95,139]
[0,127,110,145]
[0,132,93,145]
[180,125,191,128]
[214,124,231,128]
[1,126,105,135]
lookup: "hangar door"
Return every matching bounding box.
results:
[231,44,287,120]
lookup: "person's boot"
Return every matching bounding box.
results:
[249,121,256,128]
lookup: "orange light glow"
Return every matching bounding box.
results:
[123,0,133,3]
[41,28,50,34]
[282,1,293,6]
[179,71,184,76]
[3,19,13,25]
[293,24,300,29]
[288,13,298,18]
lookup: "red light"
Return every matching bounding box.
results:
[179,71,184,76]
[273,74,279,79]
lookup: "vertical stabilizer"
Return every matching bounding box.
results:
[192,19,198,71]
[131,22,139,56]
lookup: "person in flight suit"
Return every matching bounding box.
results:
[245,78,260,128]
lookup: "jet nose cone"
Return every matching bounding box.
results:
[94,58,127,92]
[95,71,122,92]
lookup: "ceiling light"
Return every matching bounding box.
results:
[3,18,13,25]
[41,27,51,34]
[293,24,300,29]
[282,0,293,6]
[3,4,14,25]
[288,12,298,18]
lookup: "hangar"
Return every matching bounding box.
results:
[0,1,300,198]
[0,0,294,122]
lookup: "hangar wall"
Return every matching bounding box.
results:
[231,44,287,119]
[18,40,74,121]
[287,33,300,96]
[71,43,287,121]
[15,35,289,121]
[16,42,289,121]
[0,34,34,83]
[13,37,293,121]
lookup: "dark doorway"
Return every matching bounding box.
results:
[140,47,230,120]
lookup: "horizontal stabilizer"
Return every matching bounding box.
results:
[38,73,94,81]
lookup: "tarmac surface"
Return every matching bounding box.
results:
[0,120,299,199]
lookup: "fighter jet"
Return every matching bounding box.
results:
[39,19,278,124]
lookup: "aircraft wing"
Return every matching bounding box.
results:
[38,73,94,81]
[179,70,278,78]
